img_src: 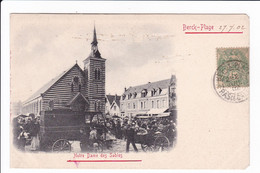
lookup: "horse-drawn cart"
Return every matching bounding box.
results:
[135,128,170,152]
[39,109,86,152]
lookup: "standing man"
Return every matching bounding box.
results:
[116,119,122,139]
[125,123,138,153]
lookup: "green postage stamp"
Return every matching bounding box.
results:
[214,47,249,103]
[216,48,249,88]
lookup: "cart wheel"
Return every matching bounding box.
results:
[141,143,154,152]
[154,136,170,152]
[52,139,71,152]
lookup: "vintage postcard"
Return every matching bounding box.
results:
[10,14,249,169]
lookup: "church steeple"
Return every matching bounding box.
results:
[83,25,106,116]
[91,25,98,46]
[90,25,101,58]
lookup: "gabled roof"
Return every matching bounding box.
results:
[67,92,89,106]
[115,98,120,107]
[106,95,121,105]
[24,63,84,104]
[110,99,121,109]
[123,76,176,95]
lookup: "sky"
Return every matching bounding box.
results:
[10,14,177,102]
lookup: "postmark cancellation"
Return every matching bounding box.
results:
[214,48,249,103]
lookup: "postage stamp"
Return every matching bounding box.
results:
[213,48,249,103]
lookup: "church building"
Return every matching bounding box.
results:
[22,27,106,119]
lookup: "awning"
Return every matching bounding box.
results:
[136,115,151,119]
[156,112,171,118]
[146,108,168,115]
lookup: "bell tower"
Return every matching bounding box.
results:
[83,26,106,115]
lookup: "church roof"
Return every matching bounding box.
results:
[123,76,176,95]
[24,63,84,104]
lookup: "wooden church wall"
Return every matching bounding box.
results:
[42,65,86,111]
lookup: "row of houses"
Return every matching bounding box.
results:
[105,75,176,118]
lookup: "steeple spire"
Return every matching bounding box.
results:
[83,24,106,65]
[90,24,101,58]
[91,25,98,46]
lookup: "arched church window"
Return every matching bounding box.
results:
[71,76,81,92]
[73,76,79,84]
[94,68,101,80]
[95,69,98,79]
[98,69,101,80]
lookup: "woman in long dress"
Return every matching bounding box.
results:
[30,117,40,151]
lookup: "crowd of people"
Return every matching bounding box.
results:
[12,114,40,151]
[12,113,176,153]
[80,116,177,153]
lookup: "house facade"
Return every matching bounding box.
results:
[22,26,106,119]
[120,75,176,118]
[105,95,121,117]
